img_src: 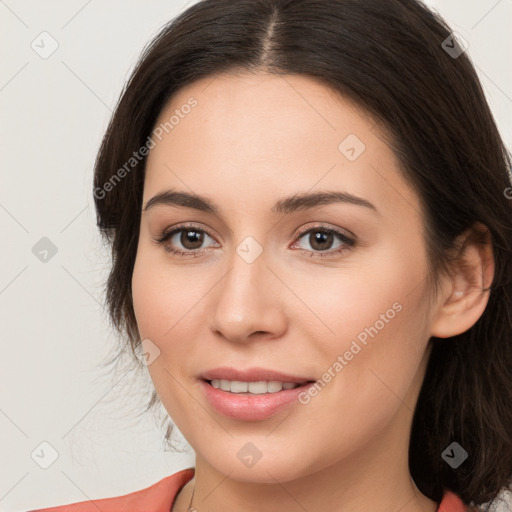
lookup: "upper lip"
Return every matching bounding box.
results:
[201,367,315,384]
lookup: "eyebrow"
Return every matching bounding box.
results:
[143,189,379,216]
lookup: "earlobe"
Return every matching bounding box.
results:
[429,223,494,339]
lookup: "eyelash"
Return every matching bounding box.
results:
[154,223,356,259]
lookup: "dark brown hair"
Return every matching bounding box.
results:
[93,0,512,506]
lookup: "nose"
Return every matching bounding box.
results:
[208,247,288,344]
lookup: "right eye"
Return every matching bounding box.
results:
[154,223,219,257]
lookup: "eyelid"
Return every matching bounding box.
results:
[155,221,356,258]
[292,222,356,242]
[289,224,356,257]
[155,222,219,248]
[157,222,355,242]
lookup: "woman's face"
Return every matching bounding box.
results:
[132,71,440,483]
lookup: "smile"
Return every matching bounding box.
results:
[207,379,303,394]
[201,378,316,421]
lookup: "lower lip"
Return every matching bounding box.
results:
[200,380,315,421]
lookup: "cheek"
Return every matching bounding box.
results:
[287,241,429,354]
[283,277,431,473]
[132,229,431,373]
[129,232,433,480]
[131,252,205,420]
[132,258,164,339]
[131,247,202,340]
[292,242,432,409]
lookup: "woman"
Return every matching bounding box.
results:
[33,0,512,510]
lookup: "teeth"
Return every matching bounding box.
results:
[219,379,231,391]
[209,379,301,394]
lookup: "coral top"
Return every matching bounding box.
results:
[30,467,468,511]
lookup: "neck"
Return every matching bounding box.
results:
[187,465,436,512]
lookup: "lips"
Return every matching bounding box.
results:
[200,379,316,420]
[198,367,317,420]
[200,366,315,384]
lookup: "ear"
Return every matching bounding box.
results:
[430,222,495,338]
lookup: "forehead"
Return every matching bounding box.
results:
[150,71,373,163]
[144,71,420,222]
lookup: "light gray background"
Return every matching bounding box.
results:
[1,1,511,511]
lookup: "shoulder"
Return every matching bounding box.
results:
[437,490,473,512]
[29,467,195,512]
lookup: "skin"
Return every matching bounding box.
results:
[131,71,494,512]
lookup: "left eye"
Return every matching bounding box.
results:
[292,227,355,255]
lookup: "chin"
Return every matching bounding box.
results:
[198,440,326,484]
